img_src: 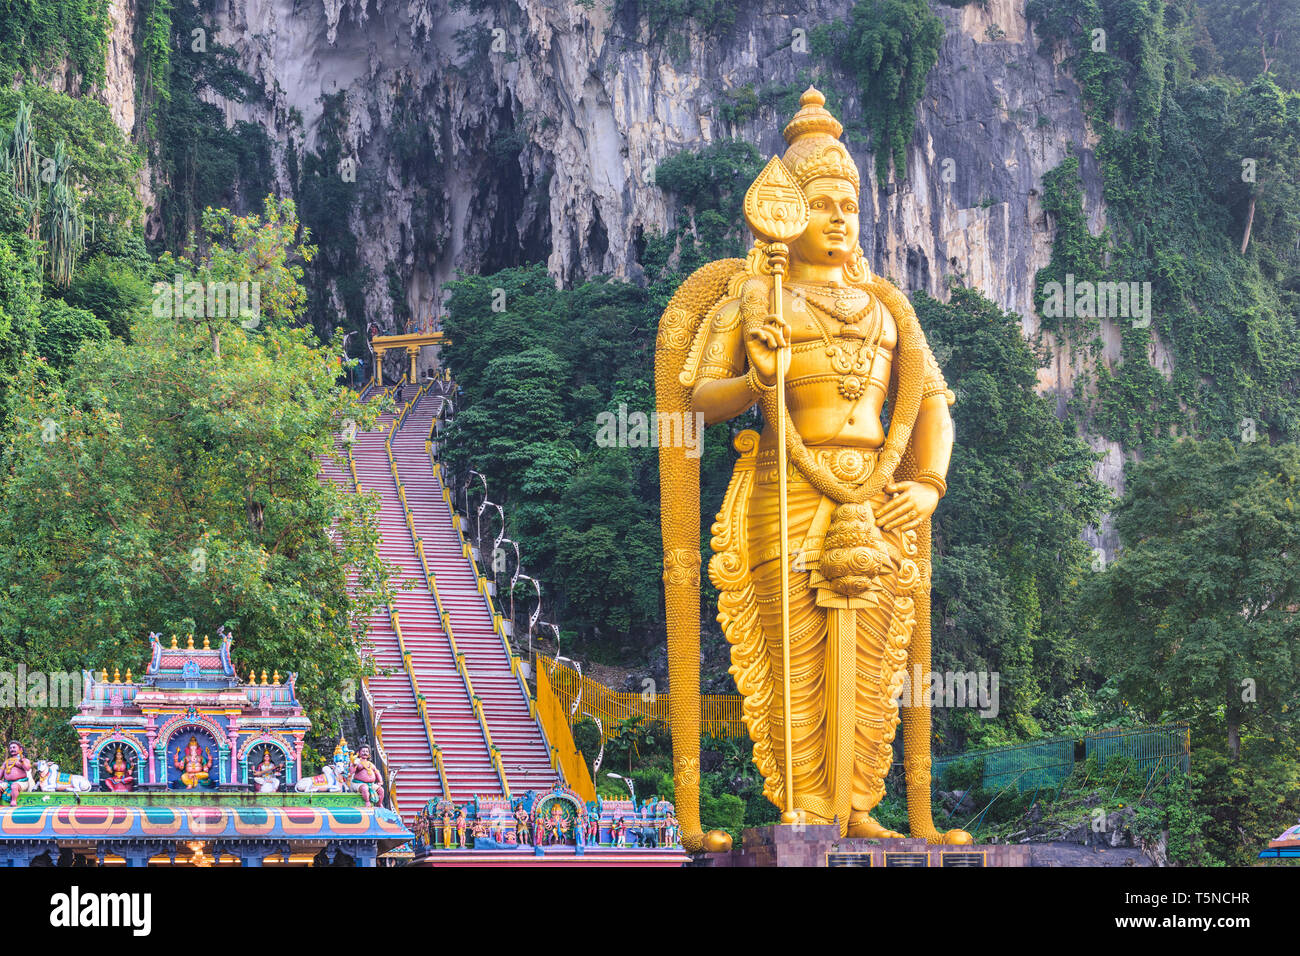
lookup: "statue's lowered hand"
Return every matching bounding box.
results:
[877,480,940,532]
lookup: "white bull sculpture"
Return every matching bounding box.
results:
[35,760,93,793]
[294,763,350,793]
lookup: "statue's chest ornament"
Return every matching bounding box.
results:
[791,284,882,401]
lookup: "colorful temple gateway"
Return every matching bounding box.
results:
[0,631,411,866]
[70,629,311,791]
[0,629,689,866]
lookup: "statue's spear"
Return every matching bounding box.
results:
[743,156,810,824]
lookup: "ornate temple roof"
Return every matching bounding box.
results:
[72,628,306,731]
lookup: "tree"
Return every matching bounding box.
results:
[157,196,314,358]
[915,284,1111,741]
[1083,439,1300,759]
[1230,75,1300,254]
[1200,0,1300,91]
[0,200,387,759]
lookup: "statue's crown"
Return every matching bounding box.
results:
[781,87,860,192]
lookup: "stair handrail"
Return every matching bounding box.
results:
[357,674,400,816]
[338,385,405,814]
[363,384,451,800]
[387,382,509,797]
[419,387,562,791]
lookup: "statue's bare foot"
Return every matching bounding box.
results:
[913,826,975,845]
[846,813,905,839]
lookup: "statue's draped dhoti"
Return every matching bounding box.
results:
[744,442,915,826]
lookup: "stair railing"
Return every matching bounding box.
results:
[420,388,563,789]
[355,384,450,801]
[387,382,509,798]
[339,386,407,815]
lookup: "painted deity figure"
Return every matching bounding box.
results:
[251,747,281,793]
[411,811,430,852]
[657,88,972,848]
[1,742,32,806]
[514,804,531,845]
[441,808,453,849]
[548,803,568,844]
[455,808,468,848]
[104,746,135,792]
[174,735,212,788]
[349,745,383,807]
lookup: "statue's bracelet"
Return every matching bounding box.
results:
[914,471,947,496]
[746,366,776,393]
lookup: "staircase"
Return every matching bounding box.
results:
[324,382,558,826]
[393,389,559,796]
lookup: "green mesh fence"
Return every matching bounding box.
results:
[1084,722,1190,780]
[933,737,1076,792]
[918,722,1190,795]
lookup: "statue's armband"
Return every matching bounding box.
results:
[919,337,955,406]
[689,296,746,388]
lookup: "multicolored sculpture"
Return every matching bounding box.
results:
[1,743,32,807]
[514,802,531,845]
[349,745,383,807]
[250,747,282,793]
[174,735,213,788]
[71,630,311,790]
[102,746,135,792]
[657,88,972,848]
[34,760,93,793]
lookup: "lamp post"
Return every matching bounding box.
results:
[606,771,635,806]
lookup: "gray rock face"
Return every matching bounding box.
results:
[100,0,1130,532]
[192,0,1104,326]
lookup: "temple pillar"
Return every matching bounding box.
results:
[353,843,378,867]
[78,733,89,779]
[146,728,156,785]
[227,718,239,784]
[406,346,420,384]
[374,347,385,386]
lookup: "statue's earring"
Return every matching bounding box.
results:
[844,246,870,284]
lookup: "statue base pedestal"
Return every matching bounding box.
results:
[694,824,1032,867]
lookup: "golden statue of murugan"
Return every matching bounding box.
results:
[657,88,972,851]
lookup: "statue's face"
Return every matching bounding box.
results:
[791,177,860,266]
[7,743,18,758]
[359,747,370,760]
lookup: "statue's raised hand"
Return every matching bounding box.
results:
[745,312,792,386]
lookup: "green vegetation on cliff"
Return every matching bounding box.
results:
[812,0,945,184]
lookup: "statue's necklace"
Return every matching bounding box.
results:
[791,285,882,401]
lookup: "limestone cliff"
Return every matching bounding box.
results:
[186,1,1099,325]
[100,0,1125,545]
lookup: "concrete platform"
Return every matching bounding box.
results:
[698,824,1029,867]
